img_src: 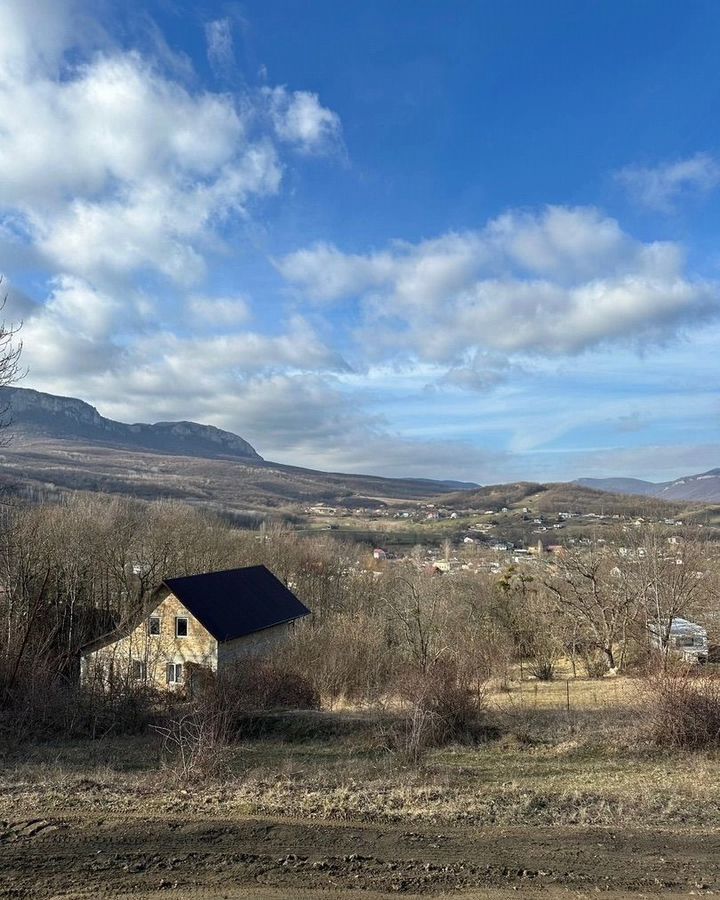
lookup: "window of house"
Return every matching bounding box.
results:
[131,660,147,681]
[148,616,161,635]
[175,616,189,637]
[166,662,183,684]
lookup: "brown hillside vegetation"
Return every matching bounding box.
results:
[0,439,467,516]
[442,479,701,519]
[1,441,711,529]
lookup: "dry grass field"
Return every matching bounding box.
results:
[3,674,720,897]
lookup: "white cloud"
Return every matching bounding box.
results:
[0,53,248,206]
[0,4,493,482]
[263,87,343,155]
[130,317,348,386]
[276,241,397,302]
[616,153,720,212]
[486,206,634,279]
[269,419,498,481]
[278,206,719,362]
[0,0,86,79]
[0,47,281,283]
[20,276,128,378]
[21,281,345,390]
[0,2,343,285]
[205,18,234,75]
[187,295,251,327]
[201,374,374,454]
[13,271,492,480]
[32,145,281,283]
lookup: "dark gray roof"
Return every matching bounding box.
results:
[163,565,310,642]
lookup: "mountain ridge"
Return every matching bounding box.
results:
[1,387,264,461]
[0,386,479,508]
[576,470,720,503]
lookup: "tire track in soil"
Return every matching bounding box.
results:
[0,819,67,844]
[1,812,720,897]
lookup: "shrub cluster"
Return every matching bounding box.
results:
[643,674,720,750]
[387,660,491,764]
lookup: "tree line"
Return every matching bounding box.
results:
[1,492,717,714]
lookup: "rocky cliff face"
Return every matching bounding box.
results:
[1,387,263,461]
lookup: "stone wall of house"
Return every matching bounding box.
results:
[217,622,293,670]
[82,591,218,691]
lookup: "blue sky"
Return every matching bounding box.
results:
[2,0,720,483]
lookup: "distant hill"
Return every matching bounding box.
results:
[575,477,662,497]
[577,470,720,503]
[0,386,479,512]
[439,480,691,518]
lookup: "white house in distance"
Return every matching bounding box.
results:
[649,617,709,664]
[80,565,310,690]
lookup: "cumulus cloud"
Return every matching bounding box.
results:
[124,371,495,480]
[0,2,344,285]
[21,282,345,391]
[0,48,280,283]
[204,374,374,455]
[263,86,343,155]
[280,424,498,481]
[16,282,372,468]
[130,317,349,386]
[44,363,491,480]
[616,153,720,212]
[278,206,719,362]
[13,272,489,480]
[0,0,86,79]
[0,52,247,207]
[33,145,281,284]
[20,276,128,379]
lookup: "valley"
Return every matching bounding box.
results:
[2,388,718,550]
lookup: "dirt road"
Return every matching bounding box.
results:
[1,809,719,898]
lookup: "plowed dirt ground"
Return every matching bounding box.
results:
[2,808,719,898]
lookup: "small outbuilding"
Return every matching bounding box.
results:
[80,565,310,690]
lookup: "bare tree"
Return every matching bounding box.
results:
[382,574,450,674]
[630,526,713,666]
[0,276,23,440]
[544,543,641,673]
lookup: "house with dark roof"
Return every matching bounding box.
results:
[80,565,310,690]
